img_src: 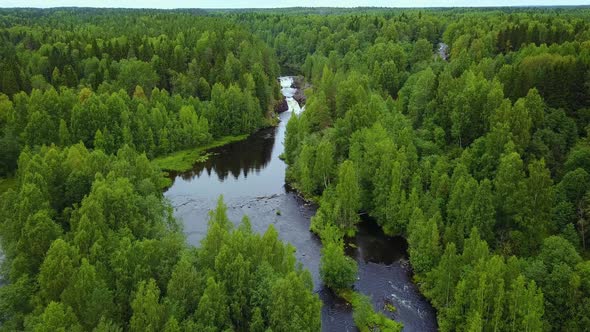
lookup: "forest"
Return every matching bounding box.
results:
[1,6,590,332]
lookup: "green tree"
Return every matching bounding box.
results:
[320,240,358,289]
[507,276,544,332]
[412,38,433,64]
[333,160,361,233]
[58,119,71,147]
[165,253,202,318]
[284,113,301,165]
[94,129,106,151]
[249,307,265,332]
[17,210,61,272]
[61,259,114,329]
[296,143,316,195]
[408,209,441,275]
[269,272,321,332]
[117,59,158,95]
[376,60,400,97]
[196,77,211,100]
[494,148,525,228]
[425,243,460,309]
[31,302,83,332]
[195,277,229,331]
[38,239,80,304]
[313,136,335,190]
[130,279,165,332]
[465,179,495,244]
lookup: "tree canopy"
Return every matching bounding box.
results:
[2,6,590,332]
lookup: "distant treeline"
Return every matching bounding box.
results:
[0,9,281,176]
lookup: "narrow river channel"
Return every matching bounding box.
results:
[164,76,437,332]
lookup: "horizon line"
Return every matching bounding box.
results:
[1,5,589,9]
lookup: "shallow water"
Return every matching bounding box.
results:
[164,76,437,331]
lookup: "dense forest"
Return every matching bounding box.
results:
[1,6,590,332]
[0,8,317,332]
[0,9,282,175]
[273,7,590,332]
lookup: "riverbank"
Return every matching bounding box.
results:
[162,76,436,331]
[283,76,437,331]
[152,134,250,172]
[153,95,287,174]
[280,78,405,331]
[287,182,406,330]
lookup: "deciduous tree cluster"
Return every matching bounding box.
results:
[280,7,590,331]
[0,8,281,176]
[0,144,320,331]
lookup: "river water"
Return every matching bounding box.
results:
[164,77,437,332]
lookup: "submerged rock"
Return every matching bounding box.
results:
[291,76,310,106]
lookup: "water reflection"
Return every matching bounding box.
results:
[164,77,437,332]
[346,220,409,265]
[165,78,300,199]
[169,126,276,182]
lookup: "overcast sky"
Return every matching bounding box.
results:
[0,0,588,8]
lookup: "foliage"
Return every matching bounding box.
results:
[278,7,590,331]
[151,134,249,172]
[4,6,590,332]
[0,9,281,176]
[319,226,358,290]
[339,289,403,332]
[0,177,16,196]
[0,143,321,330]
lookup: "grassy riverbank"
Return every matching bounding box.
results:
[152,134,249,172]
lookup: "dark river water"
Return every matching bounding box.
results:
[164,77,437,332]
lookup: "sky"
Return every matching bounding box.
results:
[0,0,588,8]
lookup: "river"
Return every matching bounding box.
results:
[164,76,437,332]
